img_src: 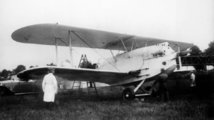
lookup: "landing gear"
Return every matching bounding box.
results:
[122,88,135,100]
[122,79,150,100]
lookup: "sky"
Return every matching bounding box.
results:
[0,0,213,71]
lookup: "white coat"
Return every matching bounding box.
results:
[190,73,196,87]
[42,73,58,102]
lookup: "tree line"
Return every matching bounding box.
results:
[0,62,56,81]
[0,65,26,80]
[190,41,214,56]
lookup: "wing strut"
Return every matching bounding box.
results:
[134,79,146,93]
[110,50,117,62]
[120,38,128,51]
[177,46,182,69]
[68,30,74,67]
[54,37,68,66]
[130,38,136,51]
[55,38,59,66]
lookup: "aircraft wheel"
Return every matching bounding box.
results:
[122,88,135,100]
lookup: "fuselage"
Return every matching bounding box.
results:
[99,42,177,81]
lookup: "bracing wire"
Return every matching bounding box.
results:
[70,31,121,71]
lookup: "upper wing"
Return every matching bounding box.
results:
[12,23,193,51]
[17,67,135,85]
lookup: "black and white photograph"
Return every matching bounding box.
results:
[0,0,214,119]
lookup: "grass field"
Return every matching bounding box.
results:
[0,70,213,120]
[0,86,212,120]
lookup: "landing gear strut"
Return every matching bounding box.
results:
[122,79,147,100]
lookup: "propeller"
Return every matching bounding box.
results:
[176,47,192,70]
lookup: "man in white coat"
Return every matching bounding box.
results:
[190,71,196,87]
[42,68,58,107]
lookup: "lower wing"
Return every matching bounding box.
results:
[17,67,136,85]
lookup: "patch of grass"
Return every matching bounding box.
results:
[0,87,210,120]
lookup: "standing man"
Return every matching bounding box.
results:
[152,69,169,102]
[190,71,196,87]
[189,71,196,95]
[42,68,58,108]
[159,69,169,102]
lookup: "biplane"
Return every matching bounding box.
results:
[11,23,193,100]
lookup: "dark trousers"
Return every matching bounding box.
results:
[44,102,55,109]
